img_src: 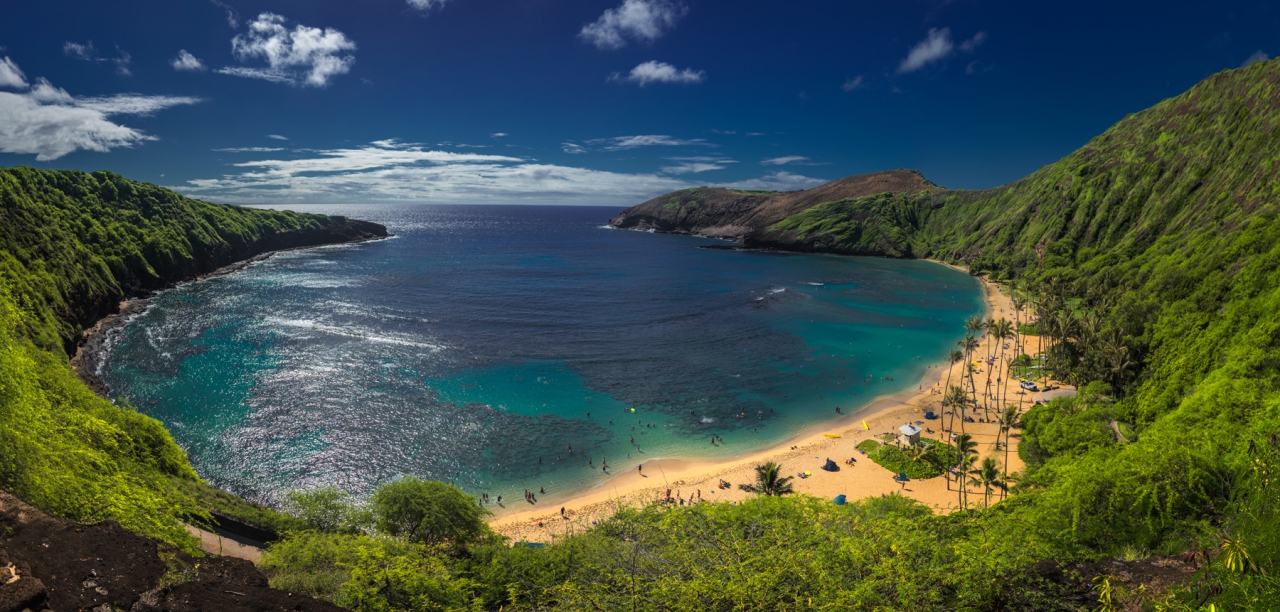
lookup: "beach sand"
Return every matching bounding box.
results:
[490,268,1069,542]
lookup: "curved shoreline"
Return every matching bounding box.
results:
[70,235,392,397]
[489,268,1064,542]
[75,234,1044,544]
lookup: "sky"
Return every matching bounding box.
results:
[0,0,1277,206]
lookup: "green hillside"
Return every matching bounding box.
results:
[251,62,1280,610]
[5,57,1280,610]
[0,168,386,547]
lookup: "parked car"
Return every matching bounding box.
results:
[1019,380,1039,392]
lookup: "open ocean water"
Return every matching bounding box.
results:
[100,204,983,509]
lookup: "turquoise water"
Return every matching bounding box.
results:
[100,205,983,509]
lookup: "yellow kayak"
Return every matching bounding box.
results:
[823,433,841,438]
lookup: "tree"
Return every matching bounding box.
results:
[284,486,367,533]
[370,477,491,548]
[969,456,1005,509]
[991,319,1014,414]
[945,385,970,436]
[943,349,964,404]
[959,335,980,408]
[952,433,978,510]
[957,454,977,510]
[998,405,1019,500]
[738,461,795,496]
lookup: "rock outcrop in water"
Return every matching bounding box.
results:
[607,169,939,242]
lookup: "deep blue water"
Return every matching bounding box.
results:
[100,205,983,508]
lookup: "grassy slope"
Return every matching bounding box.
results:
[761,59,1280,549]
[0,167,383,547]
[256,63,1280,611]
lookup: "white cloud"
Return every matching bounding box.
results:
[0,57,28,89]
[959,31,987,52]
[0,60,200,160]
[210,0,240,27]
[587,134,709,151]
[268,134,289,140]
[562,142,587,154]
[661,162,723,174]
[178,139,694,205]
[1241,50,1269,67]
[172,50,207,72]
[667,156,730,162]
[661,155,735,174]
[612,60,704,86]
[580,0,686,50]
[407,0,450,11]
[27,78,72,104]
[63,41,133,76]
[219,13,356,87]
[718,171,825,192]
[491,132,508,138]
[761,156,809,166]
[62,41,95,61]
[898,28,953,74]
[841,76,864,92]
[230,140,520,175]
[74,93,203,115]
[213,146,286,152]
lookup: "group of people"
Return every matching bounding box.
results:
[661,488,702,505]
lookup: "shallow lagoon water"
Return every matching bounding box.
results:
[101,204,983,507]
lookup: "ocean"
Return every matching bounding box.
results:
[99,204,983,509]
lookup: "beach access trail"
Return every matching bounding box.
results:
[491,270,1069,543]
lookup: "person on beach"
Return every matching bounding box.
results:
[638,464,643,475]
[497,495,502,504]
[560,506,565,517]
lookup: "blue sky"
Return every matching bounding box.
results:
[0,0,1276,205]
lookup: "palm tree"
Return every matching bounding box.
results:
[1101,326,1135,395]
[952,433,978,509]
[991,319,1014,414]
[943,349,964,403]
[737,461,794,496]
[969,456,1005,508]
[904,442,931,471]
[959,335,980,407]
[998,405,1019,499]
[1012,285,1026,355]
[957,454,977,510]
[945,385,969,436]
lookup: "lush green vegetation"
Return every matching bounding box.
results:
[0,167,382,548]
[8,59,1280,610]
[859,437,954,479]
[255,60,1280,610]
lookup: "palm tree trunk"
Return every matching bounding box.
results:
[1002,431,1012,500]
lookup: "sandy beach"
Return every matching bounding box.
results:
[490,266,1070,542]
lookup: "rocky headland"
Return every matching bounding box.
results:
[608,168,939,248]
